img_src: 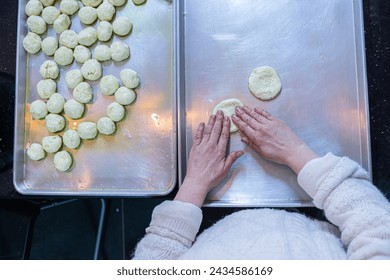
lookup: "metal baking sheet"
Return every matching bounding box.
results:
[14,0,176,196]
[180,0,371,206]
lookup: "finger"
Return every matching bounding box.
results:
[231,114,256,136]
[254,107,274,121]
[209,110,224,144]
[224,150,244,172]
[202,114,217,142]
[193,122,205,146]
[235,106,262,130]
[242,105,267,124]
[218,116,231,148]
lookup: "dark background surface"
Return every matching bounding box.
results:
[1,0,389,259]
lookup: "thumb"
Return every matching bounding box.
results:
[224,150,244,171]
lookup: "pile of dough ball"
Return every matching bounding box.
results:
[24,0,147,172]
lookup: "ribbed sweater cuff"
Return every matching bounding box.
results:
[149,200,203,243]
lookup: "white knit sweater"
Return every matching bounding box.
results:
[133,153,390,259]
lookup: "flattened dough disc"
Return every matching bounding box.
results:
[248,66,282,100]
[212,98,244,133]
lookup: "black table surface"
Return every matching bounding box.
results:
[1,0,389,199]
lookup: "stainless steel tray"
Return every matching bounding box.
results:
[179,0,371,206]
[14,0,177,196]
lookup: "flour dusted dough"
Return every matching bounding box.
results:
[45,113,66,133]
[100,75,119,96]
[65,69,84,89]
[27,16,47,35]
[37,79,56,99]
[97,21,113,42]
[94,45,111,62]
[108,0,126,6]
[64,99,85,119]
[77,27,98,47]
[97,117,116,135]
[23,32,42,54]
[107,102,125,122]
[115,87,136,105]
[120,68,139,89]
[53,14,71,34]
[40,60,59,79]
[54,46,74,66]
[113,16,132,37]
[40,0,56,6]
[78,122,98,139]
[63,129,81,149]
[46,93,65,113]
[27,143,45,161]
[30,100,48,119]
[54,151,72,172]
[59,30,78,49]
[81,59,102,81]
[42,36,58,56]
[74,45,91,63]
[82,0,103,7]
[42,6,60,24]
[60,0,79,16]
[25,0,43,16]
[248,66,282,101]
[133,0,147,5]
[97,2,115,21]
[212,98,244,133]
[78,6,97,25]
[42,135,62,153]
[110,41,130,61]
[73,82,93,103]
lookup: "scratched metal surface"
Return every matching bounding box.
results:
[182,0,370,206]
[14,0,176,196]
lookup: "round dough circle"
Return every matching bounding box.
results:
[53,14,71,34]
[42,6,60,24]
[40,0,56,7]
[45,113,66,133]
[94,45,111,61]
[113,16,132,37]
[30,100,48,119]
[63,129,81,149]
[77,27,98,47]
[212,98,244,133]
[97,21,113,42]
[42,36,58,56]
[27,143,45,161]
[100,75,119,96]
[46,93,65,114]
[97,2,115,21]
[73,82,93,103]
[120,68,140,89]
[73,45,91,63]
[37,79,56,99]
[107,102,125,122]
[81,59,102,81]
[59,30,78,49]
[42,135,62,153]
[110,41,130,61]
[23,32,42,54]
[78,6,97,25]
[64,99,85,119]
[54,46,74,66]
[108,0,126,6]
[40,60,59,79]
[60,0,80,16]
[25,0,43,16]
[97,117,116,135]
[78,122,98,139]
[65,69,84,89]
[248,66,282,101]
[82,0,103,7]
[133,0,147,5]
[27,16,47,35]
[115,87,136,105]
[54,151,72,172]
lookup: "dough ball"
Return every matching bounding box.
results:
[97,2,115,21]
[46,93,65,113]
[81,59,102,81]
[112,16,132,37]
[94,45,111,61]
[97,117,116,135]
[115,87,136,105]
[78,122,98,139]
[63,129,81,149]
[64,99,85,119]
[25,0,43,16]
[40,60,59,79]
[42,36,58,56]
[248,66,282,101]
[42,6,60,24]
[53,14,71,34]
[45,113,66,133]
[73,82,93,103]
[27,143,45,161]
[54,151,72,172]
[27,16,47,35]
[30,100,48,119]
[120,68,140,89]
[54,46,74,66]
[107,102,125,122]
[60,0,80,15]
[23,32,42,54]
[77,27,98,47]
[132,0,146,5]
[73,45,91,63]
[42,135,62,153]
[212,98,244,133]
[81,0,103,7]
[100,75,119,96]
[37,79,56,99]
[108,0,126,7]
[78,6,97,25]
[97,21,113,42]
[39,0,56,7]
[110,41,130,61]
[59,30,78,49]
[65,69,84,89]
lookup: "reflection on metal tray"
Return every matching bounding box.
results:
[180,0,371,207]
[14,0,176,196]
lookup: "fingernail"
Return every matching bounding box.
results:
[235,106,243,113]
[243,105,250,111]
[237,151,244,157]
[217,110,223,115]
[231,114,237,119]
[225,116,229,122]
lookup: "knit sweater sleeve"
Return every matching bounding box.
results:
[297,153,390,259]
[132,200,203,260]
